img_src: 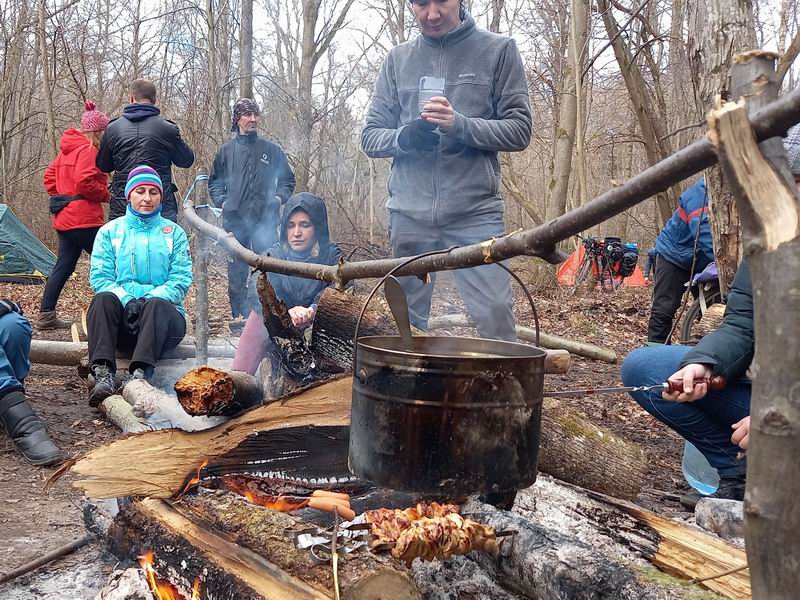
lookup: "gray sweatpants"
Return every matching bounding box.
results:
[389,210,516,342]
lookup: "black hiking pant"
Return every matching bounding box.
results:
[647,258,690,343]
[40,227,99,312]
[87,293,185,372]
[224,211,278,318]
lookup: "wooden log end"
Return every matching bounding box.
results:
[175,366,235,416]
[733,49,780,64]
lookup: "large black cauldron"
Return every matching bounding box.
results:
[349,334,545,496]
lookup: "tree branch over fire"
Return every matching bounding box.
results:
[183,87,800,285]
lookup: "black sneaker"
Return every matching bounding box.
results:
[680,475,746,511]
[89,364,117,408]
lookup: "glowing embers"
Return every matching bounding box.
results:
[138,550,201,600]
[220,474,311,512]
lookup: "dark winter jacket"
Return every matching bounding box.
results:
[208,132,295,230]
[643,247,657,278]
[96,103,195,222]
[265,193,342,309]
[680,261,753,383]
[655,179,714,272]
[44,129,110,231]
[361,11,531,226]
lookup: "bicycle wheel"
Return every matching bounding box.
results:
[679,291,723,343]
[572,257,593,292]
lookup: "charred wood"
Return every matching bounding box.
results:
[175,366,261,416]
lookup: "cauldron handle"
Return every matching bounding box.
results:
[353,249,541,364]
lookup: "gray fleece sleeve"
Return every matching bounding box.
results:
[444,39,532,152]
[361,52,408,158]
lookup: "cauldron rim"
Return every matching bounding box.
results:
[356,334,547,362]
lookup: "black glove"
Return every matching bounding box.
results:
[123,298,146,335]
[0,299,22,318]
[398,119,439,152]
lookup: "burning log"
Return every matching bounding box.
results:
[175,366,262,416]
[108,494,421,600]
[60,376,353,499]
[312,288,572,374]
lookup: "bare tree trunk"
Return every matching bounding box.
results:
[598,0,678,225]
[37,0,57,152]
[688,0,756,292]
[545,0,589,223]
[240,0,253,98]
[708,54,800,600]
[489,0,505,33]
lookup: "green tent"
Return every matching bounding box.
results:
[0,204,56,283]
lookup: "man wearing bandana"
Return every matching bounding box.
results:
[209,98,296,321]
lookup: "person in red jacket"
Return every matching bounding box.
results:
[38,101,111,330]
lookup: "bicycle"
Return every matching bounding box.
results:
[572,236,624,292]
[678,262,724,343]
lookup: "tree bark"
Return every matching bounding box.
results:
[688,0,757,292]
[239,0,253,99]
[708,89,800,599]
[109,495,420,600]
[37,0,57,152]
[545,0,590,223]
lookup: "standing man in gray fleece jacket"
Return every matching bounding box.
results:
[361,0,532,341]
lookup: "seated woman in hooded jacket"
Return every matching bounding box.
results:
[86,166,193,407]
[232,192,342,376]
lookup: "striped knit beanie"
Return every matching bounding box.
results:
[784,124,800,177]
[125,165,163,200]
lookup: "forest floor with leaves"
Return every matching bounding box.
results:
[0,254,694,595]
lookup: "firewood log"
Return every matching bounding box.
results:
[312,288,573,374]
[106,493,420,600]
[174,366,262,416]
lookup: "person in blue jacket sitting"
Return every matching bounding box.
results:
[86,165,193,406]
[648,178,714,343]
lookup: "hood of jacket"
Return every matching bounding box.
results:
[123,103,161,123]
[279,192,331,250]
[59,128,91,156]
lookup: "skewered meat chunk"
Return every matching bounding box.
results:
[366,502,497,564]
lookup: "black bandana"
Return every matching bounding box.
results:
[231,97,260,132]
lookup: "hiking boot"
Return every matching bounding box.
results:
[680,475,746,511]
[228,318,245,335]
[89,364,117,407]
[0,390,64,466]
[34,310,71,330]
[130,366,155,384]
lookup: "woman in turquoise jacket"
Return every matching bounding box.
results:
[86,165,192,406]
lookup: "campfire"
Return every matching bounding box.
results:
[138,550,200,600]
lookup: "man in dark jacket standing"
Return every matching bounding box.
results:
[647,178,714,343]
[361,0,532,342]
[96,79,195,222]
[209,98,296,319]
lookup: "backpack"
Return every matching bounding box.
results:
[617,242,639,277]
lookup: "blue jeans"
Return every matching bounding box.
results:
[0,312,32,397]
[620,345,750,478]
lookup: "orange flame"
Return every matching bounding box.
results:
[138,550,202,600]
[175,458,209,498]
[223,475,309,511]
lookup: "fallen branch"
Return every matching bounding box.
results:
[428,314,617,363]
[182,87,800,285]
[29,339,237,367]
[0,534,95,585]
